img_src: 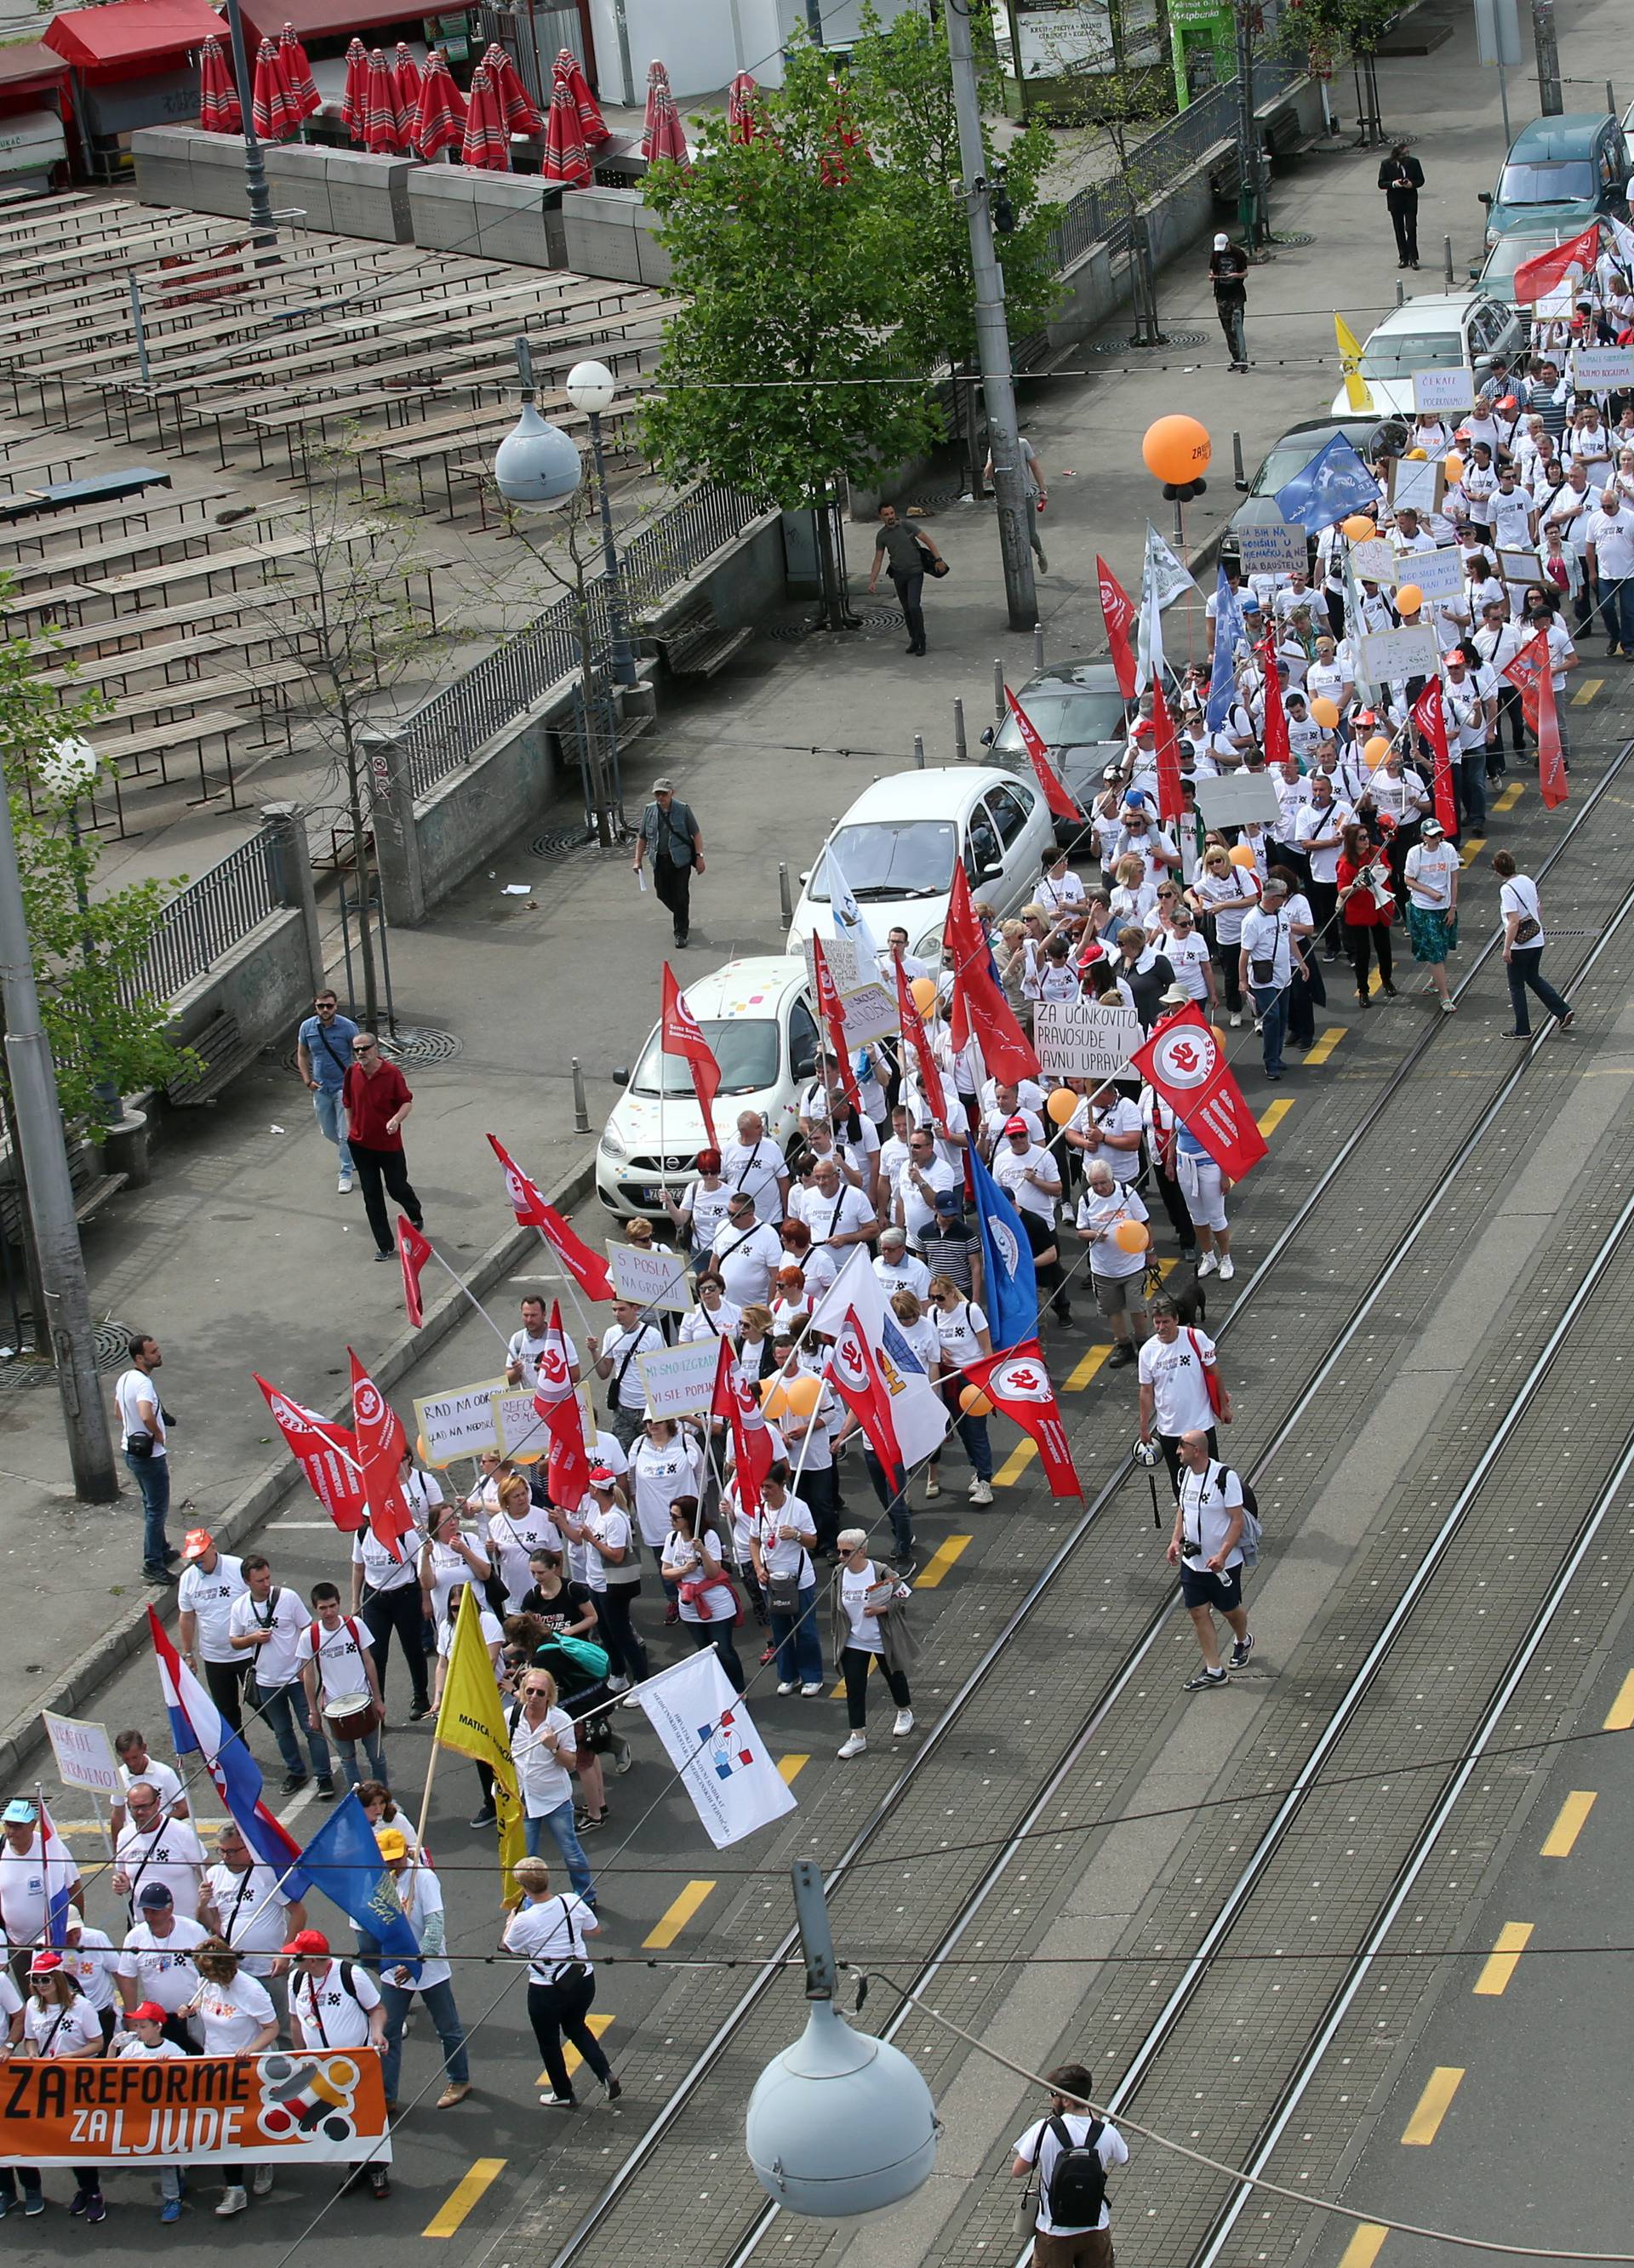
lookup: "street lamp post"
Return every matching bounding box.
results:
[220,0,279,250]
[565,357,638,691]
[0,744,117,1500]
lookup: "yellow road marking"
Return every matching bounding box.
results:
[1066,1343,1111,1391]
[1337,2227,1389,2268]
[777,1754,808,1785]
[643,1880,716,1950]
[1401,2065,1464,2145]
[1472,1921,1533,1997]
[1304,1025,1345,1065]
[996,1435,1037,1485]
[1460,836,1486,869]
[1256,1100,1294,1137]
[1603,1668,1634,1731]
[423,2158,506,2238]
[1540,1790,1596,1856]
[915,1534,971,1585]
[1492,781,1523,814]
[1570,677,1602,706]
[536,2014,613,2090]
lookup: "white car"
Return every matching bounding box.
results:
[1328,291,1527,418]
[595,956,820,1221]
[786,765,1055,963]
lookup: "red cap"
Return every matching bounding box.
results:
[1004,1114,1029,1135]
[29,1950,63,1974]
[129,2002,169,2026]
[283,1928,330,1957]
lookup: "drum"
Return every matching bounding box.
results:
[323,1691,379,1742]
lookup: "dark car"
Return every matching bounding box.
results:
[984,660,1129,849]
[1224,413,1408,568]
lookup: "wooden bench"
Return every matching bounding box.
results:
[0,1141,127,1248]
[87,709,244,818]
[165,1011,259,1106]
[654,596,753,679]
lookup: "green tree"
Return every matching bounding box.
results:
[642,30,949,627]
[1280,0,1399,144]
[0,599,186,1130]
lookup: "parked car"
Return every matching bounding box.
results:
[1326,292,1526,418]
[786,765,1055,963]
[1480,112,1630,249]
[595,956,820,1220]
[1473,222,1575,321]
[985,660,1129,846]
[1226,414,1402,568]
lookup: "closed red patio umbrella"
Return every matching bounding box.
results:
[363,46,407,154]
[727,70,760,144]
[640,58,687,165]
[555,46,608,146]
[411,49,466,162]
[278,20,321,122]
[391,42,420,120]
[460,65,509,170]
[250,36,300,142]
[340,37,368,140]
[197,37,240,134]
[483,42,542,136]
[541,63,591,186]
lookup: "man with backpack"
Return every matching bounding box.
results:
[1011,2060,1128,2266]
[1165,1429,1256,1692]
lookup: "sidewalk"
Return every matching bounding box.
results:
[0,8,1604,1765]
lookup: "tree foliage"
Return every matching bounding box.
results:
[0,598,186,1129]
[1281,0,1401,62]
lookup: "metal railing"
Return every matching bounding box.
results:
[396,479,768,802]
[115,826,283,1013]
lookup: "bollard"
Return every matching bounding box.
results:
[1443,233,1454,286]
[1395,279,1405,306]
[993,659,1004,720]
[571,1058,591,1136]
[953,695,967,761]
[1032,621,1045,673]
[1232,429,1245,486]
[914,734,927,769]
[779,860,794,925]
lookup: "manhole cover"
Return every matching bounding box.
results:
[0,1317,124,1389]
[906,484,963,511]
[1085,328,1208,354]
[761,624,809,642]
[94,1320,131,1368]
[381,1025,463,1065]
[531,825,593,857]
[1267,230,1316,246]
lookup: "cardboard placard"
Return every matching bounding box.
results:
[1194,773,1283,826]
[1405,548,1467,603]
[1571,346,1634,392]
[1358,624,1443,682]
[1349,536,1399,585]
[1410,365,1475,414]
[1499,548,1543,591]
[413,1380,504,1465]
[1235,520,1308,576]
[497,1382,594,1459]
[636,1340,723,1421]
[607,1241,694,1314]
[42,1711,120,1796]
[1387,456,1446,517]
[800,932,868,996]
[1033,1000,1142,1081]
[836,979,900,1048]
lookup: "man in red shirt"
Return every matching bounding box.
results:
[342,1033,424,1260]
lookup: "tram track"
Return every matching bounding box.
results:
[543,739,1634,2268]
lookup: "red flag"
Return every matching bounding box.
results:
[962,1339,1082,1498]
[397,1214,433,1329]
[487,1132,614,1301]
[254,1375,366,1532]
[1131,1004,1267,1181]
[827,1304,906,1494]
[1097,555,1137,700]
[1003,686,1083,824]
[348,1351,414,1562]
[1150,674,1184,826]
[809,935,861,1111]
[1410,680,1459,836]
[711,1334,773,1522]
[1512,222,1601,305]
[533,1300,590,1509]
[1501,634,1543,730]
[660,963,721,1148]
[894,959,947,1128]
[1260,644,1289,772]
[946,860,1040,1084]
[1511,630,1568,809]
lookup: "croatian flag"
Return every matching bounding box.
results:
[35,1800,77,1947]
[147,1607,309,1894]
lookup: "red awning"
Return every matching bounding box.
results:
[0,41,71,94]
[43,0,226,70]
[241,0,420,44]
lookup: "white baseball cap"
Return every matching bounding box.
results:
[1214,232,1229,249]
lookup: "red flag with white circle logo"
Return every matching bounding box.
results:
[254,1374,366,1531]
[533,1300,589,1508]
[660,963,721,1146]
[1130,1005,1267,1181]
[827,1305,906,1494]
[487,1132,614,1300]
[348,1350,415,1560]
[961,1338,1082,1499]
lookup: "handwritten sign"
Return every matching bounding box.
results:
[1235,520,1308,576]
[607,1242,694,1314]
[1349,536,1399,585]
[1358,624,1442,683]
[637,1340,723,1420]
[42,1711,119,1797]
[1407,548,1467,603]
[1572,346,1634,393]
[836,979,898,1048]
[1411,366,1474,415]
[1194,774,1282,827]
[1034,1000,1141,1081]
[413,1380,504,1465]
[800,932,868,995]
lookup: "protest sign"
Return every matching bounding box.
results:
[42,1712,119,1797]
[637,1340,723,1420]
[0,2050,391,2168]
[412,1380,502,1465]
[1410,365,1474,414]
[1034,1000,1141,1081]
[1358,624,1441,683]
[1235,520,1307,576]
[1408,548,1467,603]
[608,1242,694,1314]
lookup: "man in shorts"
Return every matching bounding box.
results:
[1075,1163,1149,1368]
[1164,1429,1253,1691]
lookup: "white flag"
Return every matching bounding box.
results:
[1145,521,1197,609]
[825,847,878,961]
[634,1651,797,1849]
[807,1246,947,1467]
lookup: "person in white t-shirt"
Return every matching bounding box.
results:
[504,1294,580,1388]
[295,1583,386,1790]
[114,2001,191,2219]
[925,1278,994,1505]
[720,1111,790,1221]
[894,1125,957,1250]
[1012,2060,1129,2252]
[1166,1429,1254,1690]
[20,1956,106,2220]
[184,1940,279,2216]
[873,1226,931,1304]
[110,1731,189,1837]
[350,1491,435,1727]
[558,1471,650,1690]
[1137,1300,1231,1493]
[991,1118,1060,1225]
[116,1884,208,2037]
[507,1667,596,1894]
[229,1551,326,1793]
[199,1820,306,1976]
[1063,1082,1143,1187]
[1077,1163,1151,1368]
[1403,817,1460,1010]
[503,1857,618,2108]
[374,1837,471,2111]
[177,1530,249,1732]
[112,1787,207,1918]
[1493,848,1574,1039]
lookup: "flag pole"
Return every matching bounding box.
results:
[413,1725,442,1865]
[422,1241,511,1349]
[531,1225,598,1341]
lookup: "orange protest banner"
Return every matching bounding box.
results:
[0,2049,391,2168]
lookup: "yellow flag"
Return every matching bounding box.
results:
[433,1599,526,1903]
[1334,314,1373,413]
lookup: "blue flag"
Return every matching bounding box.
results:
[1204,565,1243,730]
[1272,433,1379,534]
[296,1791,421,1977]
[967,1145,1038,1351]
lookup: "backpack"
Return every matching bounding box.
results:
[1212,1462,1262,1566]
[548,1631,610,1679]
[1045,2116,1108,2226]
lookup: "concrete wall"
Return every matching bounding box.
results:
[408,166,568,266]
[163,904,315,1056]
[411,698,566,911]
[131,126,416,242]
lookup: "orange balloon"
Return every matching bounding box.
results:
[1227,844,1257,869]
[1210,1025,1227,1049]
[415,1432,431,1465]
[1363,734,1392,770]
[1341,513,1375,542]
[1443,452,1465,483]
[763,1372,822,1420]
[910,976,938,1017]
[958,1385,994,1418]
[1309,694,1340,729]
[1113,1218,1151,1254]
[1046,1087,1078,1126]
[1395,583,1424,614]
[1141,414,1212,487]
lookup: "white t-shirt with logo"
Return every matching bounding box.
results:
[1077,1185,1150,1282]
[227,1584,308,1690]
[115,1819,207,1916]
[1177,1460,1247,1568]
[24,1993,105,2057]
[1500,872,1546,948]
[1404,841,1458,911]
[1138,1328,1219,1436]
[992,1142,1060,1224]
[193,1968,276,2054]
[203,1863,298,1973]
[116,1918,208,2012]
[177,1555,248,1664]
[290,1957,380,2051]
[294,1614,374,1703]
